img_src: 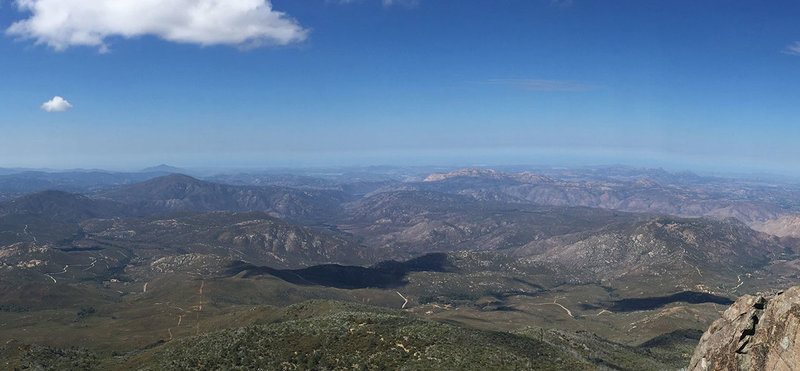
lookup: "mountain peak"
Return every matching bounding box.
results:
[141,164,185,173]
[101,173,211,203]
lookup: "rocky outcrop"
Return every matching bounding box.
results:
[423,168,508,182]
[423,168,554,183]
[690,286,800,370]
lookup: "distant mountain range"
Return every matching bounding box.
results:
[2,171,797,290]
[396,168,794,224]
[2,166,800,368]
[98,174,353,224]
[0,170,173,197]
[140,164,187,173]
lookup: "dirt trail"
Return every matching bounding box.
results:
[732,274,746,292]
[165,280,205,341]
[552,299,573,317]
[82,258,97,271]
[196,280,205,336]
[166,312,186,342]
[396,291,408,309]
[535,296,573,318]
[23,225,37,245]
[40,264,70,284]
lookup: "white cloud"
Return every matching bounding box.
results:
[6,0,309,51]
[488,79,597,91]
[40,96,73,112]
[784,42,800,56]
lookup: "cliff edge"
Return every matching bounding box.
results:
[690,286,800,370]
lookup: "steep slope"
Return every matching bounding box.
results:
[690,286,800,370]
[751,214,800,238]
[517,216,789,294]
[99,174,353,224]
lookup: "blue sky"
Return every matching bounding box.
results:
[1,0,800,173]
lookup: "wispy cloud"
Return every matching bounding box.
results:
[333,0,419,7]
[783,41,800,56]
[382,0,419,6]
[488,79,597,91]
[6,0,309,52]
[41,96,73,112]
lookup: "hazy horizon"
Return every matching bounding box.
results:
[2,156,799,182]
[3,1,800,175]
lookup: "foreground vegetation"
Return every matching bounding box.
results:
[1,300,694,370]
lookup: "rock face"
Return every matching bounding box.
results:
[690,286,800,370]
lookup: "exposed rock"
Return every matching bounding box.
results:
[690,286,800,370]
[423,168,508,182]
[751,215,800,238]
[423,168,554,184]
